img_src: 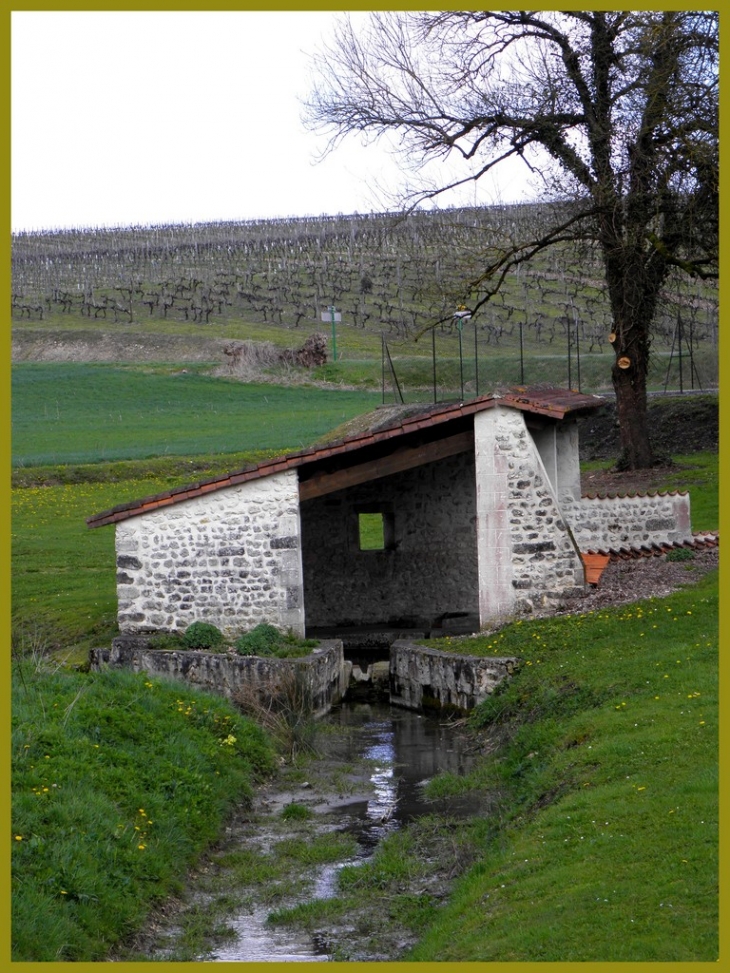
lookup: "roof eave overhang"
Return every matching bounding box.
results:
[87,388,606,529]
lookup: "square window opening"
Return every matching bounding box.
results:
[358,511,395,551]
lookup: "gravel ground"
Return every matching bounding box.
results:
[572,457,719,613]
[563,546,718,614]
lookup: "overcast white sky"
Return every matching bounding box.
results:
[11,10,533,233]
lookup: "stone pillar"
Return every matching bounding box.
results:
[555,420,582,503]
[474,406,585,627]
[527,420,581,505]
[474,407,516,624]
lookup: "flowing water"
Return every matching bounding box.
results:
[172,703,484,962]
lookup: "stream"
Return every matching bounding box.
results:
[148,702,487,962]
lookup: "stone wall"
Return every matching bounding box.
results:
[300,451,479,629]
[90,636,346,718]
[114,470,305,638]
[89,636,516,716]
[474,407,585,624]
[390,639,520,713]
[565,491,693,552]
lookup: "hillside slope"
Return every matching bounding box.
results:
[577,394,718,460]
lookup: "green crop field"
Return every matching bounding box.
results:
[11,363,382,466]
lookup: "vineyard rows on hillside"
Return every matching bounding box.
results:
[12,205,719,392]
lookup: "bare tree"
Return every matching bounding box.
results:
[305,10,718,468]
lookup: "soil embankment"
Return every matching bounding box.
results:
[12,328,228,363]
[577,393,719,460]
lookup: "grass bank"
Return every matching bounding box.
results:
[405,570,719,961]
[266,572,718,962]
[11,662,275,962]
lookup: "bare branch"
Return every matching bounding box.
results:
[304,9,717,468]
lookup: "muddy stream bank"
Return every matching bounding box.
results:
[133,702,493,962]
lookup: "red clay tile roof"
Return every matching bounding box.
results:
[87,386,605,529]
[583,530,719,559]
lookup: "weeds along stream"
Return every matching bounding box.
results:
[138,702,492,963]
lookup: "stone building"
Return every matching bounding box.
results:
[87,387,694,640]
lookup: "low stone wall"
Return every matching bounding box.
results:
[90,636,520,717]
[389,639,520,713]
[565,491,692,553]
[89,636,346,718]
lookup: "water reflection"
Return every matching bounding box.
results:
[210,904,327,962]
[328,704,479,837]
[206,703,481,962]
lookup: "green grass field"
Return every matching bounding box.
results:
[11,363,382,466]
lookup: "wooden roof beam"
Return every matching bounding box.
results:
[298,430,474,502]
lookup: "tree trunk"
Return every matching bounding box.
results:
[602,235,663,470]
[612,360,653,469]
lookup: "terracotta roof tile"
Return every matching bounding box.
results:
[581,489,690,500]
[583,531,718,559]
